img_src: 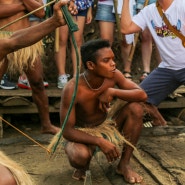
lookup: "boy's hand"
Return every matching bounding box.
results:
[98,88,114,112]
[98,137,120,163]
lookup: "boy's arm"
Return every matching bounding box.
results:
[98,70,147,112]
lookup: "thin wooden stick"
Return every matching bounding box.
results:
[0,0,56,31]
[55,28,60,52]
[0,117,50,153]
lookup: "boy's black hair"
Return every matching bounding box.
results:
[80,39,111,69]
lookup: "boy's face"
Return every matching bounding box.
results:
[94,47,116,78]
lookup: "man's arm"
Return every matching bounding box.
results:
[22,0,45,18]
[120,0,141,34]
[0,4,25,18]
[0,0,77,61]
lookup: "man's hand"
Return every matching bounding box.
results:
[52,0,77,26]
[98,137,120,163]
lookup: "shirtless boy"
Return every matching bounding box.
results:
[0,1,77,184]
[59,39,147,184]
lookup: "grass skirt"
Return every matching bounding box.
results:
[0,31,44,74]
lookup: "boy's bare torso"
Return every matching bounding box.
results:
[66,74,116,128]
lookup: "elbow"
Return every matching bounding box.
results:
[121,27,128,35]
[121,27,126,35]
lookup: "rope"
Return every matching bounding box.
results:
[0,117,50,153]
[0,0,56,31]
[49,31,80,155]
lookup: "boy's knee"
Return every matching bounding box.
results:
[67,147,91,168]
[127,102,143,118]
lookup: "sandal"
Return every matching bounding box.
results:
[139,72,150,82]
[123,71,133,80]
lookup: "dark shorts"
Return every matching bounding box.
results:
[77,9,88,16]
[140,67,185,106]
[95,4,116,22]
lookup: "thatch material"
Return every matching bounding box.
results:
[0,31,44,74]
[0,151,35,185]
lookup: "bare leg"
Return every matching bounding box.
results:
[121,39,133,79]
[114,102,144,184]
[98,21,115,45]
[55,25,68,76]
[0,59,8,79]
[65,142,93,180]
[25,57,60,134]
[143,103,167,126]
[70,16,85,76]
[141,28,153,74]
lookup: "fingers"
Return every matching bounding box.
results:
[99,102,110,113]
[67,1,78,15]
[106,148,120,163]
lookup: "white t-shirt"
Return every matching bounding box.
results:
[133,0,185,70]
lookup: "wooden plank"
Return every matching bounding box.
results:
[139,137,185,185]
[1,96,31,106]
[0,104,59,114]
[159,97,185,109]
[133,151,176,185]
[0,87,62,97]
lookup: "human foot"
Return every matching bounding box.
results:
[41,125,61,135]
[72,169,86,181]
[116,166,143,184]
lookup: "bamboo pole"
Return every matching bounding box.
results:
[128,0,149,62]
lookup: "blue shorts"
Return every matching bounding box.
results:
[136,0,156,10]
[77,9,88,16]
[95,4,116,22]
[140,67,185,106]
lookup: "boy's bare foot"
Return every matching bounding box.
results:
[72,169,86,181]
[116,165,143,184]
[41,125,61,135]
[143,103,167,126]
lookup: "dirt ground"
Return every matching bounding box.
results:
[1,114,185,185]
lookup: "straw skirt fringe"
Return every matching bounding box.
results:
[0,31,44,74]
[0,151,35,185]
[48,119,137,155]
